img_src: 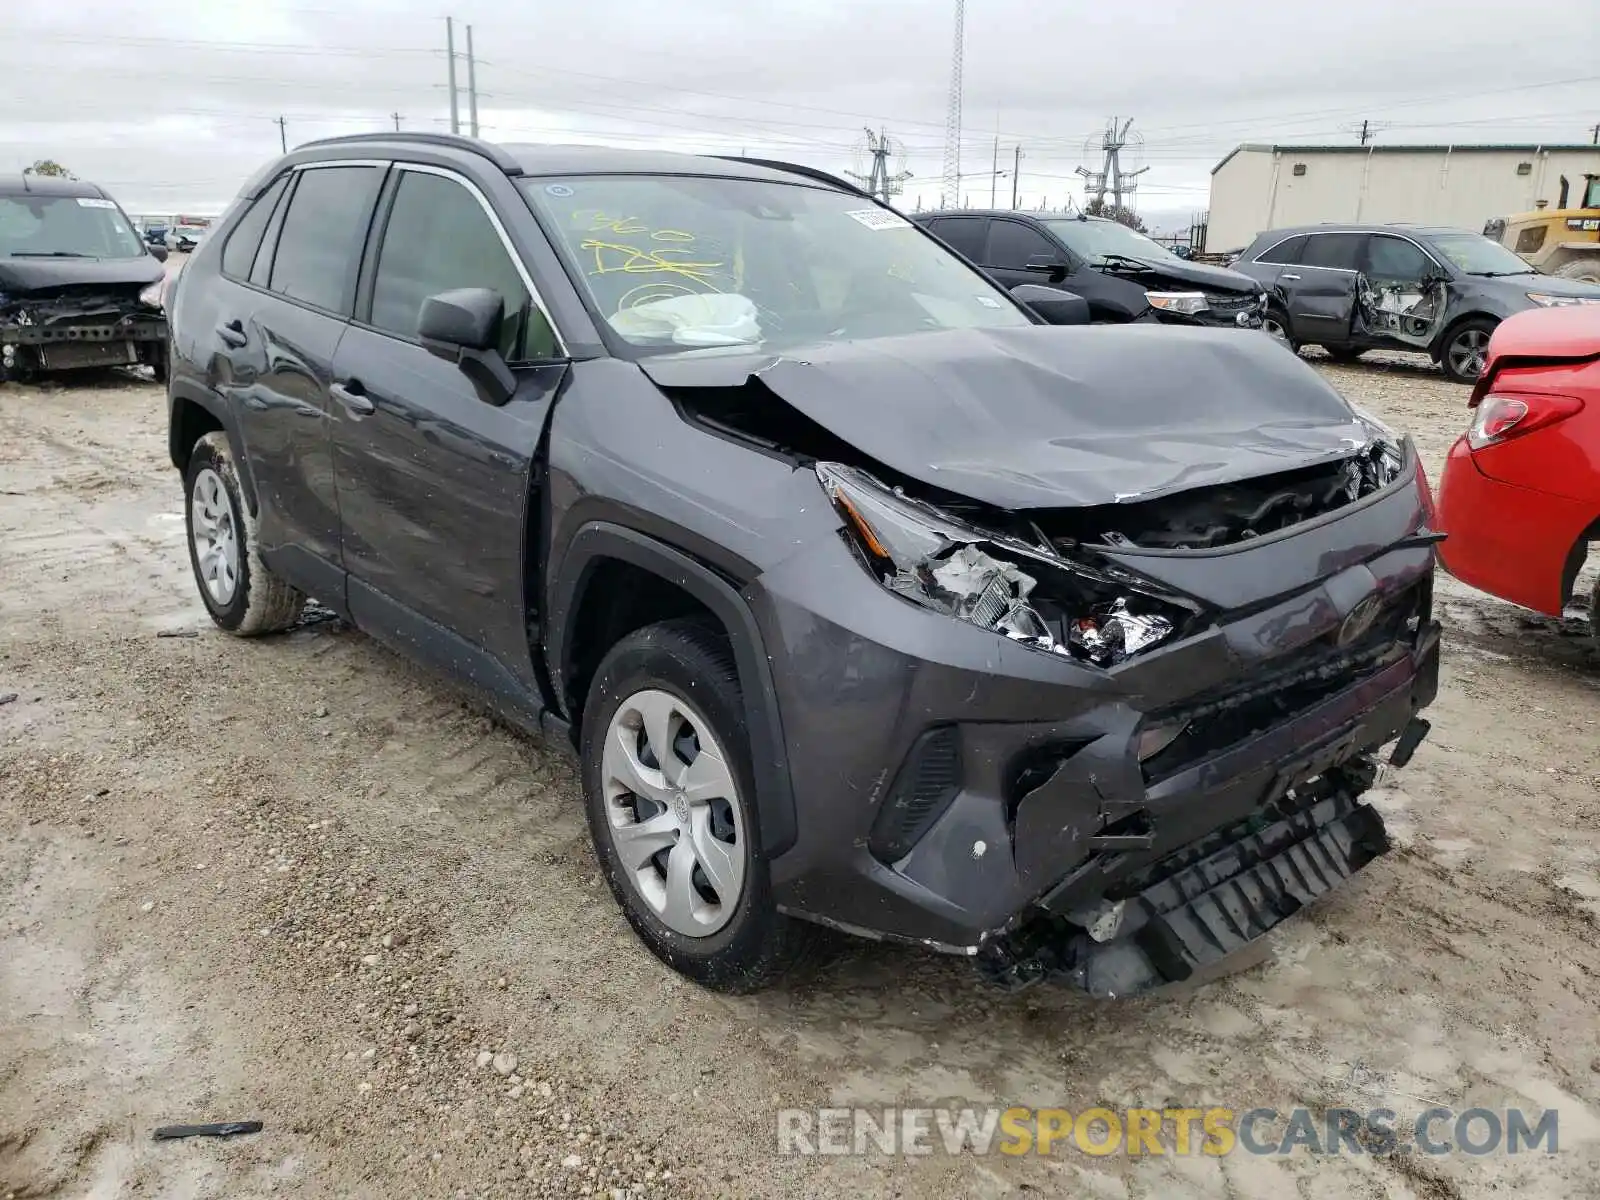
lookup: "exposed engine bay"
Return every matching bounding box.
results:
[1035,437,1406,551]
[1353,273,1445,349]
[0,286,166,381]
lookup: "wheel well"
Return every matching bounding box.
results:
[169,397,223,473]
[563,558,721,720]
[1430,312,1498,361]
[1560,519,1600,607]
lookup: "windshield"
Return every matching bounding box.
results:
[1043,217,1177,264]
[0,194,146,259]
[523,174,1030,353]
[1427,232,1534,275]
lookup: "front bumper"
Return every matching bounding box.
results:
[2,314,167,372]
[1151,297,1265,330]
[750,481,1438,972]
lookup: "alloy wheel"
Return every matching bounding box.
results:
[190,467,239,606]
[1447,328,1491,381]
[1262,314,1290,345]
[600,688,747,937]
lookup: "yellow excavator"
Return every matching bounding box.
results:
[1482,174,1600,283]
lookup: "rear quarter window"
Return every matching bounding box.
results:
[1255,234,1306,265]
[221,176,288,280]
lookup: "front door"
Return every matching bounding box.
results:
[1354,233,1446,350]
[327,164,565,681]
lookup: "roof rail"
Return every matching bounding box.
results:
[291,131,524,176]
[712,156,871,199]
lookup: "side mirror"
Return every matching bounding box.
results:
[149,245,169,263]
[1024,252,1069,278]
[1010,283,1092,326]
[419,287,516,405]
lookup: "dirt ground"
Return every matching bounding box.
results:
[2,351,1598,1200]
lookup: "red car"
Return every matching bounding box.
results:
[1435,306,1600,615]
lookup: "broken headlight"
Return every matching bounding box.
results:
[1526,293,1600,308]
[818,463,1182,667]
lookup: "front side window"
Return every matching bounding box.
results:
[370,170,553,360]
[985,220,1060,269]
[1364,235,1434,282]
[0,193,146,259]
[267,165,384,314]
[221,176,288,280]
[523,175,1029,354]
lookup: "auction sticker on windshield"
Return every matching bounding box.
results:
[76,198,117,208]
[845,209,912,231]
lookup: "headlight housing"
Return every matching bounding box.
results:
[817,463,1187,667]
[1527,292,1600,308]
[139,280,164,309]
[1145,291,1209,315]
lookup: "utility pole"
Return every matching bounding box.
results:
[274,116,287,153]
[990,134,999,207]
[1360,119,1371,145]
[466,24,480,138]
[1012,145,1022,209]
[1591,122,1600,145]
[392,112,402,131]
[445,17,460,134]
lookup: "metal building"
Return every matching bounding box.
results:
[1206,143,1600,254]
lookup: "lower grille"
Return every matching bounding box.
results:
[38,340,137,370]
[869,726,962,863]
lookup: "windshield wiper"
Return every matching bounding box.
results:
[1097,252,1155,270]
[8,250,94,258]
[1469,269,1535,277]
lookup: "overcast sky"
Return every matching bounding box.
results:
[5,0,1597,230]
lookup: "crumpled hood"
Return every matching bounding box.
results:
[0,254,164,295]
[640,324,1375,510]
[1516,272,1600,299]
[1112,255,1261,295]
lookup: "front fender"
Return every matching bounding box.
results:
[546,521,798,858]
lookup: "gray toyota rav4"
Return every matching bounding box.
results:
[165,133,1440,995]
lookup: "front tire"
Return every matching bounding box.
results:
[1321,345,1366,364]
[1262,306,1299,353]
[580,619,824,992]
[183,432,305,635]
[1440,318,1497,385]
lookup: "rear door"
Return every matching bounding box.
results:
[1286,231,1365,345]
[212,162,386,595]
[328,163,564,677]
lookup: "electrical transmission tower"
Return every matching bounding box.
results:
[940,0,965,208]
[1076,117,1147,213]
[845,128,913,204]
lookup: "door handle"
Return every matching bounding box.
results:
[330,379,375,416]
[1280,273,1301,280]
[216,319,247,349]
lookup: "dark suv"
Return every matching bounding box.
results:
[1231,223,1600,383]
[915,209,1267,328]
[166,133,1440,996]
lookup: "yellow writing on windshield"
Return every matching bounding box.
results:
[579,239,726,289]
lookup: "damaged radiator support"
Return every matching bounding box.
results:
[1,291,165,376]
[974,762,1392,997]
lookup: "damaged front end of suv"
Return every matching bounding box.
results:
[0,177,170,383]
[648,321,1441,998]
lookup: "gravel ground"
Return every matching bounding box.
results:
[2,351,1599,1199]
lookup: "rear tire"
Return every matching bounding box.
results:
[1554,258,1600,285]
[580,618,826,992]
[1321,345,1366,364]
[1439,317,1497,385]
[183,432,305,635]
